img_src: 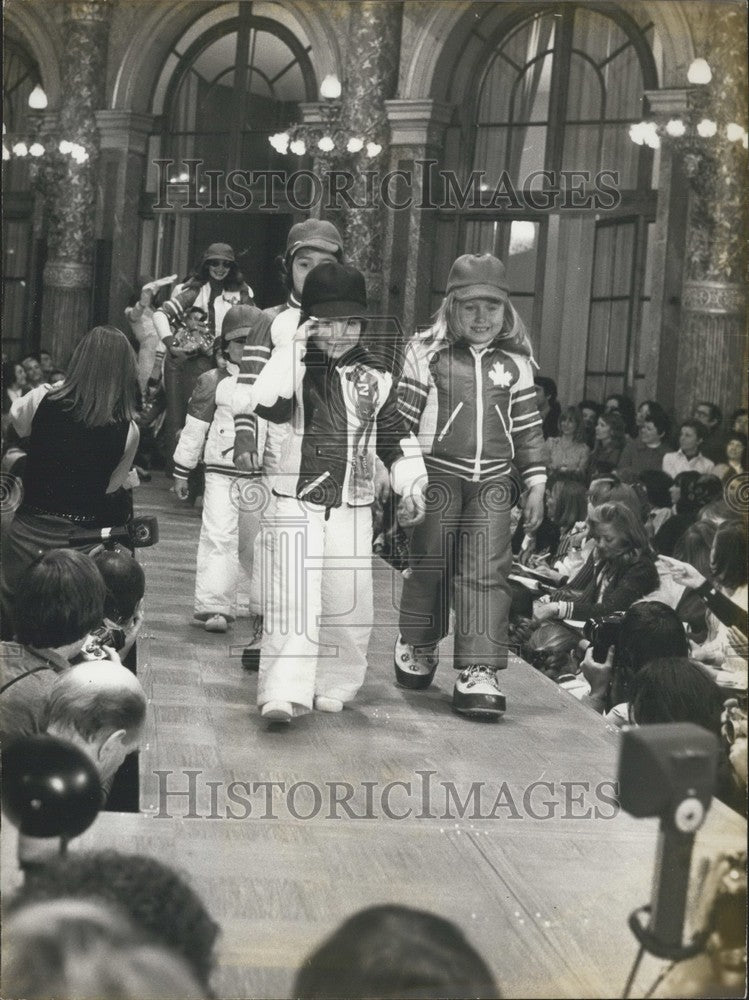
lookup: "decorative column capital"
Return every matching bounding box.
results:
[385,99,454,147]
[644,88,689,119]
[95,111,155,154]
[682,280,747,315]
[66,0,114,23]
[43,260,93,289]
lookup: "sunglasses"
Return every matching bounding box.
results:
[206,259,231,267]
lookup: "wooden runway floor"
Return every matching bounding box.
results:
[3,475,745,999]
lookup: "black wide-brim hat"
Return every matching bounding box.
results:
[301,261,368,319]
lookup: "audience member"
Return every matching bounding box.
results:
[533,501,659,624]
[39,348,57,379]
[6,850,220,992]
[1,326,140,614]
[21,353,44,389]
[580,601,689,720]
[523,621,582,682]
[654,472,722,556]
[0,550,111,743]
[637,469,674,540]
[693,401,727,465]
[2,360,27,412]
[578,399,602,450]
[1,897,204,1000]
[698,498,745,530]
[617,402,671,478]
[41,662,147,795]
[294,904,500,1000]
[544,406,590,474]
[124,274,176,397]
[729,407,748,436]
[534,376,561,440]
[712,430,747,482]
[663,420,715,477]
[589,411,627,475]
[604,393,637,438]
[91,546,146,659]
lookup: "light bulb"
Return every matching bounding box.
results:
[12,141,28,157]
[29,142,45,157]
[317,136,335,152]
[28,84,48,109]
[346,137,364,153]
[320,74,342,100]
[665,118,686,137]
[289,139,306,156]
[365,142,382,158]
[687,59,712,85]
[726,123,744,142]
[696,118,717,138]
[59,140,72,154]
[3,144,11,161]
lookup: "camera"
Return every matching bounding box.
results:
[723,701,748,745]
[79,627,118,661]
[583,611,625,661]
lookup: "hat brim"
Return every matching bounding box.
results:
[308,302,367,320]
[289,239,342,257]
[223,327,252,342]
[452,284,508,302]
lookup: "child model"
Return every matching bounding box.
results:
[173,304,271,632]
[234,261,426,723]
[395,254,546,718]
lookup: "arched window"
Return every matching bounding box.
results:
[140,5,316,304]
[434,3,659,402]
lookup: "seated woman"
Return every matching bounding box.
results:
[712,430,747,482]
[514,471,587,568]
[0,549,112,743]
[617,402,671,479]
[637,469,674,540]
[653,472,722,556]
[588,411,628,476]
[665,520,748,677]
[532,500,659,625]
[544,406,590,475]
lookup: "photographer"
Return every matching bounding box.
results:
[578,600,689,720]
[90,547,146,661]
[1,327,140,621]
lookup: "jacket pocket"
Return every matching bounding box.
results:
[437,401,463,442]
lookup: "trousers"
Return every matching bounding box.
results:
[257,497,373,714]
[399,471,514,669]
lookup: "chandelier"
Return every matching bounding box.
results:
[268,75,383,161]
[2,86,90,165]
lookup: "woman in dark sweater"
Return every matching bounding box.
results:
[533,500,659,622]
[1,327,140,617]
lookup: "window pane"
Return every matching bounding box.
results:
[504,221,539,294]
[592,227,614,297]
[587,301,611,370]
[606,300,630,370]
[600,125,639,189]
[565,53,604,122]
[462,220,498,255]
[612,224,635,296]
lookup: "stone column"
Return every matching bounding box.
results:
[382,99,454,336]
[40,0,113,365]
[96,111,155,325]
[671,7,748,417]
[337,1,403,312]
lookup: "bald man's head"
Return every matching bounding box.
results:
[43,663,147,784]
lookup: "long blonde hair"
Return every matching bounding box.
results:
[48,326,138,427]
[419,291,536,364]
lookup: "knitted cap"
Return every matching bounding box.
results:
[286,219,343,260]
[446,254,509,301]
[202,243,235,264]
[301,261,367,319]
[221,304,263,341]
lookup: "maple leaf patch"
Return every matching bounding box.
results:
[488,361,514,388]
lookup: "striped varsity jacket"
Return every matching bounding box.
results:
[397,334,547,488]
[173,363,265,481]
[233,335,427,509]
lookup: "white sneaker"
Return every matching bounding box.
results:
[261,700,293,723]
[203,614,229,633]
[314,696,344,713]
[452,665,506,718]
[393,635,438,690]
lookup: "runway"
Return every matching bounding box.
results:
[3,475,745,998]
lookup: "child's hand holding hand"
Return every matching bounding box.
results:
[397,493,425,528]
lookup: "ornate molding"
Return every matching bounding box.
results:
[67,0,113,24]
[644,88,689,119]
[43,260,93,289]
[385,99,455,147]
[682,280,747,315]
[95,111,155,154]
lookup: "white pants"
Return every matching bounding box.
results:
[194,472,267,619]
[257,497,374,714]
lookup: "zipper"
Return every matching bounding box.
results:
[472,349,485,481]
[298,470,331,498]
[495,404,515,460]
[437,401,464,442]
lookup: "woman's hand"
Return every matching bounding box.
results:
[726,625,748,659]
[533,601,560,622]
[580,644,614,698]
[102,646,123,666]
[659,556,707,591]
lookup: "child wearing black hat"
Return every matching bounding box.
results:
[395,254,547,719]
[174,304,272,632]
[234,261,427,723]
